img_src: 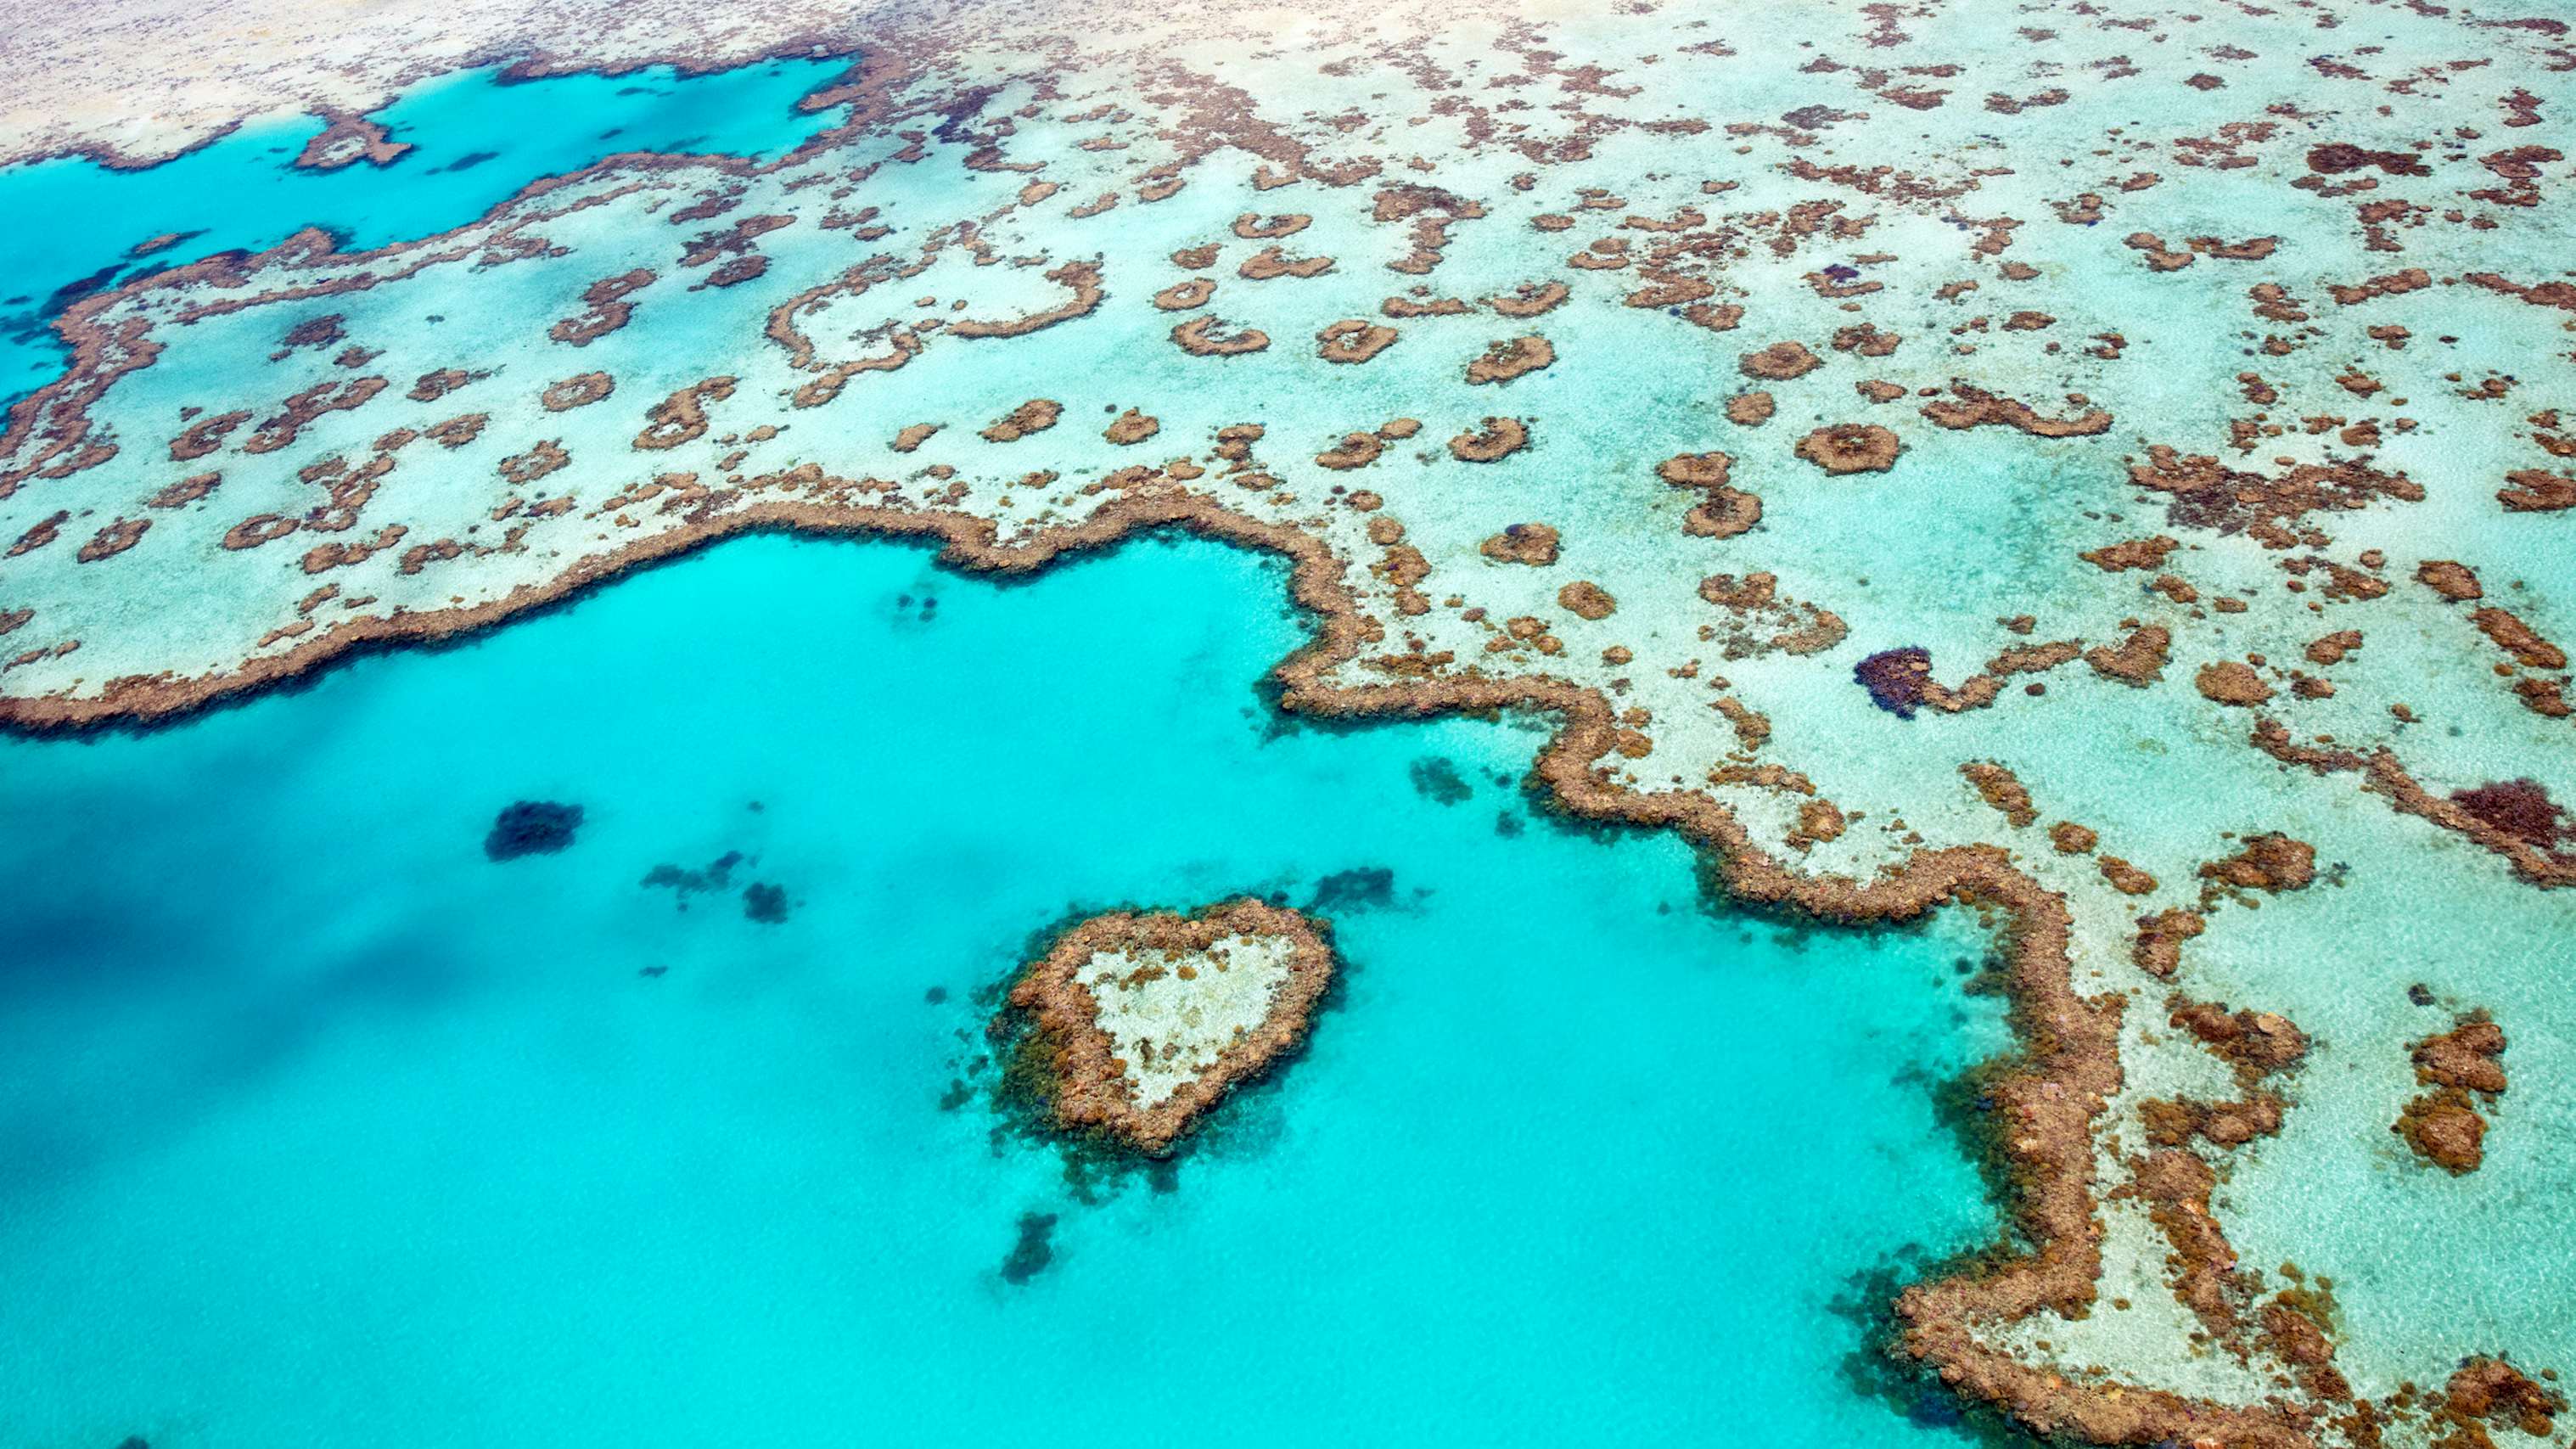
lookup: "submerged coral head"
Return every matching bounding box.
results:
[484,800,583,861]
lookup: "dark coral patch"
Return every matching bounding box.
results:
[1409,756,1473,804]
[1855,647,1934,718]
[2450,778,2572,854]
[1309,866,1397,913]
[1000,1211,1058,1284]
[743,881,791,924]
[484,800,583,860]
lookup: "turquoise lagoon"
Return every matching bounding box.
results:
[0,56,854,407]
[0,532,2018,1447]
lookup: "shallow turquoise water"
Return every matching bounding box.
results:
[0,57,852,405]
[0,532,2010,1447]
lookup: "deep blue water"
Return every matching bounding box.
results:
[0,531,2009,1447]
[0,57,853,407]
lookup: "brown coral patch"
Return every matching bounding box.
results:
[1557,581,1616,620]
[1681,487,1761,539]
[499,440,570,486]
[1739,341,1821,379]
[2304,630,2363,666]
[1316,319,1399,363]
[2195,660,2274,707]
[170,410,250,462]
[424,413,488,449]
[293,113,411,171]
[1922,384,2112,437]
[1702,572,1779,611]
[1237,244,1333,280]
[1171,316,1269,356]
[1450,417,1529,463]
[2197,834,2316,899]
[550,268,656,346]
[1726,392,1776,426]
[631,376,735,452]
[1314,432,1384,471]
[2131,908,2205,977]
[2472,606,2568,671]
[2415,1013,2509,1096]
[1961,761,2037,827]
[145,472,221,509]
[1486,281,1569,317]
[2130,446,2423,538]
[1232,212,1311,239]
[408,368,481,403]
[1657,452,1733,488]
[243,376,389,455]
[979,399,1062,443]
[2439,1359,2564,1441]
[1657,452,1762,538]
[948,261,1104,339]
[541,372,615,412]
[1104,409,1160,445]
[2169,997,2309,1085]
[1795,424,1902,474]
[75,517,150,563]
[221,514,299,552]
[2080,536,2180,572]
[2500,469,2576,512]
[2395,1090,2488,1172]
[2308,143,2427,177]
[2416,559,2483,601]
[1479,522,1560,565]
[1466,334,1553,385]
[298,523,406,575]
[2141,1092,2285,1149]
[1152,278,1215,312]
[2097,856,2157,896]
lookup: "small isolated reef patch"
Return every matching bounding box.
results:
[1409,755,1474,804]
[2394,1008,2509,1173]
[994,897,1336,1156]
[999,1210,1058,1285]
[484,800,582,860]
[742,881,791,924]
[640,849,745,907]
[1307,865,1398,914]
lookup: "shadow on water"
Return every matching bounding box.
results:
[0,922,478,1190]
